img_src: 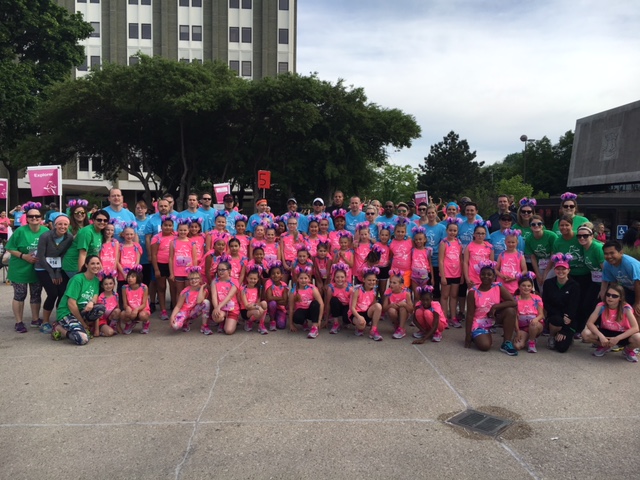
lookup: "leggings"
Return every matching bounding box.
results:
[268,301,287,329]
[329,297,349,324]
[176,300,211,325]
[36,270,69,311]
[12,282,43,304]
[293,300,321,325]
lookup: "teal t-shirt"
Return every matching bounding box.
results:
[56,273,100,320]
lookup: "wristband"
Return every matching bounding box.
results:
[20,253,24,259]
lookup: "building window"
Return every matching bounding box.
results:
[242,0,251,9]
[141,0,151,4]
[79,156,90,172]
[179,0,188,6]
[141,23,152,39]
[278,62,288,73]
[90,22,100,38]
[90,0,100,3]
[278,28,289,44]
[241,60,251,77]
[77,57,88,71]
[192,26,202,41]
[77,0,86,3]
[128,0,137,4]
[229,0,239,7]
[90,56,101,70]
[129,23,139,39]
[93,156,102,171]
[229,61,239,74]
[192,58,202,64]
[229,27,239,42]
[179,25,189,41]
[279,0,289,10]
[180,58,190,64]
[241,27,251,43]
[129,56,140,65]
[192,0,202,6]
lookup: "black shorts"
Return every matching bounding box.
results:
[157,263,170,277]
[595,327,631,347]
[458,282,468,298]
[175,276,187,282]
[349,310,372,326]
[377,266,390,280]
[445,277,461,285]
[240,309,249,320]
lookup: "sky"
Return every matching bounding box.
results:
[296,0,640,169]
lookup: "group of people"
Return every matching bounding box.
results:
[5,188,640,362]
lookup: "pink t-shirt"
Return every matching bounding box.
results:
[598,301,633,332]
[191,235,206,263]
[208,230,231,252]
[441,239,462,278]
[119,242,142,281]
[498,250,524,294]
[374,241,390,267]
[328,231,343,253]
[151,234,174,264]
[354,243,372,283]
[515,294,543,329]
[389,239,412,271]
[265,279,287,311]
[471,283,501,331]
[314,256,330,280]
[411,247,432,281]
[385,288,410,305]
[328,283,351,306]
[242,286,260,307]
[292,284,316,310]
[466,241,494,285]
[332,249,354,282]
[213,278,239,314]
[415,300,448,330]
[263,242,279,265]
[100,240,119,272]
[98,292,119,317]
[124,284,150,314]
[354,286,377,312]
[281,233,305,263]
[172,238,194,277]
[180,286,208,314]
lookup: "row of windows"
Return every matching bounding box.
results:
[179,0,202,6]
[128,0,151,4]
[77,0,100,3]
[229,27,288,44]
[179,25,203,41]
[229,0,289,9]
[129,23,152,40]
[227,61,288,76]
[77,56,101,71]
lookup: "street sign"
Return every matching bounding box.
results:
[258,170,271,189]
[617,225,628,240]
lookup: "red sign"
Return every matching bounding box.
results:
[28,166,61,197]
[258,170,271,189]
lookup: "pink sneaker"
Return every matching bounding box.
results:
[527,340,537,353]
[269,321,277,331]
[200,325,213,335]
[369,328,383,341]
[307,325,319,339]
[140,321,150,334]
[392,327,406,339]
[432,332,442,342]
[330,322,340,334]
[258,323,268,335]
[355,328,364,337]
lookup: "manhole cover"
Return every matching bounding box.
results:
[446,409,512,436]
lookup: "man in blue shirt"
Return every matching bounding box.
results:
[345,196,366,236]
[103,188,135,239]
[602,240,640,315]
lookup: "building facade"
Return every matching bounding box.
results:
[56,0,297,80]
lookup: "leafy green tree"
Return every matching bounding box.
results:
[418,131,485,200]
[0,0,92,205]
[496,175,533,204]
[362,164,419,205]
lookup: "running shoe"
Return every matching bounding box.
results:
[547,337,556,350]
[140,321,150,334]
[269,321,277,331]
[51,330,62,341]
[527,340,537,353]
[307,325,319,338]
[500,341,518,356]
[182,324,191,332]
[217,323,224,333]
[303,321,310,332]
[244,321,253,332]
[369,328,383,341]
[412,331,425,339]
[258,323,269,335]
[39,323,53,334]
[593,346,611,357]
[330,322,340,334]
[160,310,169,321]
[432,332,442,342]
[611,344,624,352]
[573,332,582,340]
[15,322,27,333]
[123,323,134,335]
[451,319,462,329]
[623,348,638,363]
[30,318,43,328]
[354,328,364,337]
[200,325,213,335]
[392,327,406,339]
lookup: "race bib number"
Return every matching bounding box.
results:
[46,256,61,268]
[591,271,603,283]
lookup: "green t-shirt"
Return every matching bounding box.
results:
[56,273,100,320]
[525,230,557,258]
[583,240,605,272]
[6,225,49,284]
[553,235,589,276]
[62,224,103,273]
[514,224,533,243]
[552,215,589,236]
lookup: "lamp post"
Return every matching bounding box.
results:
[519,135,536,183]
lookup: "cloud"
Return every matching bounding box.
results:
[297,0,640,168]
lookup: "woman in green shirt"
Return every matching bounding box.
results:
[526,215,558,284]
[577,222,605,333]
[62,209,109,277]
[551,192,589,236]
[53,255,105,345]
[5,203,49,333]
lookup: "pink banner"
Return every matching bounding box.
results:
[0,179,7,200]
[28,167,60,197]
[414,191,429,206]
[213,183,231,203]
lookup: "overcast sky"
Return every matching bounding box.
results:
[297,0,640,169]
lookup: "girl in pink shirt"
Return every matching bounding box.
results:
[288,266,324,338]
[207,260,240,335]
[240,268,268,334]
[513,273,544,353]
[188,218,206,265]
[350,267,382,340]
[353,223,373,284]
[170,221,197,309]
[496,229,527,295]
[388,220,412,287]
[413,285,447,344]
[410,226,433,296]
[202,238,227,284]
[170,266,210,333]
[206,212,231,252]
[228,237,247,284]
[234,216,250,258]
[328,209,347,252]
[263,225,280,267]
[95,271,120,337]
[374,224,392,294]
[118,225,142,282]
[265,262,288,331]
[439,218,463,327]
[306,216,323,258]
[463,222,494,288]
[249,221,267,259]
[313,241,331,292]
[121,267,151,334]
[245,242,268,283]
[99,222,119,273]
[332,232,355,282]
[150,215,176,320]
[324,264,352,334]
[382,270,414,340]
[280,216,306,284]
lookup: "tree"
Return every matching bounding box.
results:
[362,164,419,204]
[0,0,92,205]
[417,131,485,200]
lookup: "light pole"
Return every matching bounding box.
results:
[520,135,536,183]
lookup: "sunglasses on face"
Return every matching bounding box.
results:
[202,198,212,201]
[94,218,108,223]
[576,234,591,239]
[521,210,532,215]
[563,204,575,209]
[530,222,543,227]
[605,293,620,299]
[27,215,41,219]
[75,211,86,215]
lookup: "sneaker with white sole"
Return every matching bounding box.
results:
[412,331,425,339]
[123,323,134,335]
[244,321,253,332]
[269,321,277,331]
[527,340,537,353]
[160,310,169,321]
[140,321,150,334]
[451,319,462,328]
[307,326,319,339]
[593,346,611,357]
[392,327,406,339]
[200,325,213,335]
[330,322,340,334]
[623,348,638,363]
[369,328,383,341]
[432,332,442,342]
[354,328,364,337]
[258,323,268,335]
[500,341,518,356]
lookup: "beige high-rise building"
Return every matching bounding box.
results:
[56,0,297,80]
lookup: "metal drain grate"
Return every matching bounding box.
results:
[446,409,512,436]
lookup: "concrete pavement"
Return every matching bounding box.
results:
[1,282,639,479]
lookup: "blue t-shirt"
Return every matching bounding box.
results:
[196,207,216,232]
[135,216,152,264]
[489,230,525,257]
[458,221,477,247]
[345,211,366,236]
[423,222,447,263]
[103,206,136,240]
[603,255,640,290]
